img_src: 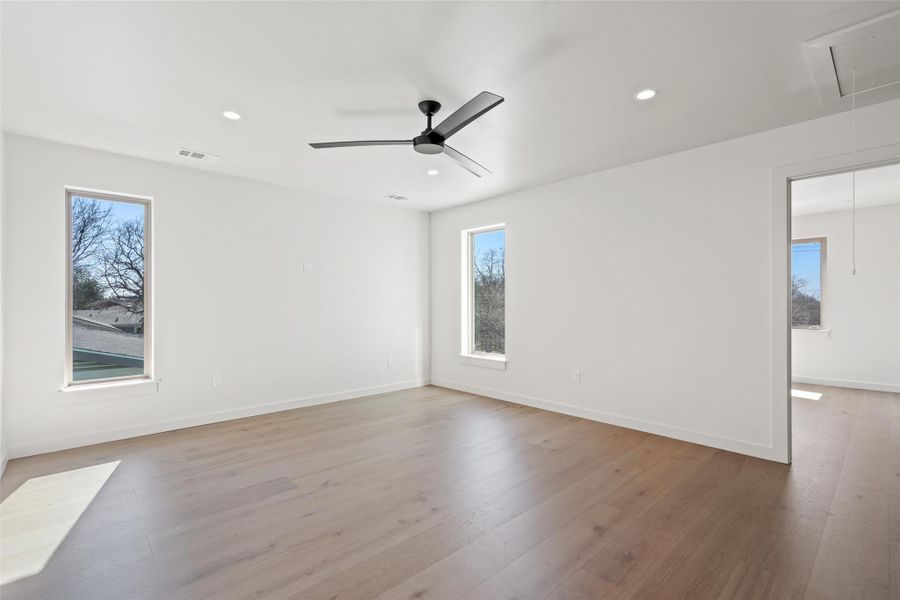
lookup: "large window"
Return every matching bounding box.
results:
[792,237,825,328]
[462,225,505,360]
[66,189,151,385]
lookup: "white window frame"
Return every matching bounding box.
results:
[791,236,826,330]
[65,186,154,388]
[460,223,507,370]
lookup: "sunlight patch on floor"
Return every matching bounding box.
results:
[0,461,120,586]
[791,389,823,401]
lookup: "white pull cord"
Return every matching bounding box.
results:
[850,67,857,275]
[851,169,856,275]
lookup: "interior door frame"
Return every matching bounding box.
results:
[770,143,900,464]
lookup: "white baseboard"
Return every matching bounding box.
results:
[431,378,783,463]
[791,376,900,393]
[8,379,430,459]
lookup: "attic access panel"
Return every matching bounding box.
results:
[804,9,900,105]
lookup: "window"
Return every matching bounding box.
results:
[66,188,152,385]
[792,237,825,328]
[462,225,505,362]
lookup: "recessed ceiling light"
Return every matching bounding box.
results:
[634,89,657,101]
[426,169,439,176]
[222,110,242,120]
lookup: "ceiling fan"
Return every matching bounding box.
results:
[309,91,504,177]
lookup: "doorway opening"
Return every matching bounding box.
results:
[789,161,900,464]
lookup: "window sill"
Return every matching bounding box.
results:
[460,353,507,370]
[792,328,831,335]
[62,377,159,393]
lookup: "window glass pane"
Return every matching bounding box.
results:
[71,195,145,381]
[792,240,822,327]
[472,229,505,354]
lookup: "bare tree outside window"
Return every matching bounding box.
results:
[101,218,145,320]
[71,198,112,272]
[68,193,149,383]
[792,239,824,328]
[471,229,505,354]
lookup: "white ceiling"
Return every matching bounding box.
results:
[2,1,899,211]
[792,162,900,215]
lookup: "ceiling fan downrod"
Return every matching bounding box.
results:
[413,100,445,155]
[418,99,442,132]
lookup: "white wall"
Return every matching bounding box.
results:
[2,134,430,458]
[792,204,900,392]
[1,128,7,473]
[430,99,900,462]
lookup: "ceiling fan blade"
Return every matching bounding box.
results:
[309,140,411,149]
[431,91,504,140]
[444,145,492,177]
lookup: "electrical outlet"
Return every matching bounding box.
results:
[387,356,393,368]
[212,374,223,388]
[572,369,581,383]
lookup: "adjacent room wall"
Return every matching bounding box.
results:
[430,99,900,462]
[792,203,900,392]
[2,134,430,458]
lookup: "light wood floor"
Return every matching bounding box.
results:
[1,384,897,599]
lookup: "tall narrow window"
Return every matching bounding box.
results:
[462,225,505,360]
[791,238,825,328]
[67,189,151,385]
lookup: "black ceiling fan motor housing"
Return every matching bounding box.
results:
[414,100,445,154]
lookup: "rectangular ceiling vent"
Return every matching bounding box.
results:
[177,147,219,162]
[804,9,900,106]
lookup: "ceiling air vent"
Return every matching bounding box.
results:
[384,193,409,202]
[177,147,219,162]
[804,9,900,105]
